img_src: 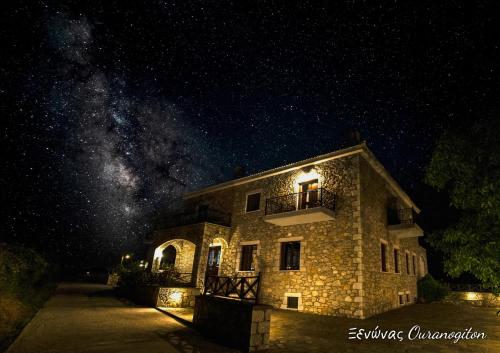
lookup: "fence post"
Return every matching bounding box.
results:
[255,272,262,304]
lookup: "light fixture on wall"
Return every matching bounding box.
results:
[169,291,183,304]
[295,166,321,191]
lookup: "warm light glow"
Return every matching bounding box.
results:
[124,254,131,259]
[464,292,480,301]
[169,291,183,303]
[294,167,321,192]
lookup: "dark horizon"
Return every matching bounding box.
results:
[1,1,498,276]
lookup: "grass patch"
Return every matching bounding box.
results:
[0,244,56,352]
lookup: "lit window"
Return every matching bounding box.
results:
[381,242,388,272]
[280,242,300,270]
[246,192,261,212]
[239,244,257,271]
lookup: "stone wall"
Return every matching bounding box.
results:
[157,287,200,307]
[217,155,364,318]
[106,273,119,286]
[126,286,160,307]
[443,291,500,307]
[148,222,230,286]
[359,157,427,317]
[148,147,427,319]
[193,295,272,352]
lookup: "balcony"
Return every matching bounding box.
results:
[263,188,336,226]
[158,206,231,229]
[387,208,423,238]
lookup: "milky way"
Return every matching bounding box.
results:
[2,1,497,267]
[44,14,227,258]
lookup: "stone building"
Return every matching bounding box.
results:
[146,142,427,319]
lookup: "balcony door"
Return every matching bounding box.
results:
[298,179,318,210]
[205,245,221,277]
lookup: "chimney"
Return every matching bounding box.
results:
[346,130,362,146]
[233,166,246,179]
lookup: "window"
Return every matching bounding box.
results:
[287,296,299,309]
[245,192,261,212]
[298,179,319,209]
[280,241,300,270]
[380,242,388,272]
[394,248,400,273]
[406,293,411,303]
[412,254,416,275]
[405,252,410,275]
[239,244,257,271]
[398,294,404,305]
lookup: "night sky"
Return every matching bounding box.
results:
[1,1,498,269]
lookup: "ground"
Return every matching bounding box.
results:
[268,304,500,353]
[6,283,238,353]
[7,283,500,353]
[163,302,500,353]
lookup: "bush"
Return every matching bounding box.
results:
[418,274,449,303]
[0,244,55,351]
[0,244,51,296]
[115,261,145,288]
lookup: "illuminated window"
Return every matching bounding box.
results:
[246,192,261,212]
[280,242,300,270]
[298,179,319,209]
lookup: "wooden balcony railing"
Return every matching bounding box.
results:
[203,273,261,303]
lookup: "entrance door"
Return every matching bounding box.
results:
[298,179,319,209]
[206,246,221,277]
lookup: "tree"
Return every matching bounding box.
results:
[425,117,500,294]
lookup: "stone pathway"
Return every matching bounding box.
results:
[6,283,238,353]
[12,284,496,353]
[268,304,500,353]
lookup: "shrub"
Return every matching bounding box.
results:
[417,274,449,303]
[0,244,51,296]
[115,261,145,288]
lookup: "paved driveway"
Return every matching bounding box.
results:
[6,283,238,353]
[269,303,500,353]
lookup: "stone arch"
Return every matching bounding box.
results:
[152,239,196,274]
[161,245,177,268]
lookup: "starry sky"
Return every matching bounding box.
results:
[1,1,498,268]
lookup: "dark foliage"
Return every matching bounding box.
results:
[417,274,449,303]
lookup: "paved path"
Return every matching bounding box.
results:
[7,283,238,353]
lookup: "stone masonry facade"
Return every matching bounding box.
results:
[147,143,427,319]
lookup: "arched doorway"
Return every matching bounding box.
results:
[160,245,176,269]
[152,239,196,275]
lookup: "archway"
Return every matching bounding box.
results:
[160,245,177,269]
[152,239,196,276]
